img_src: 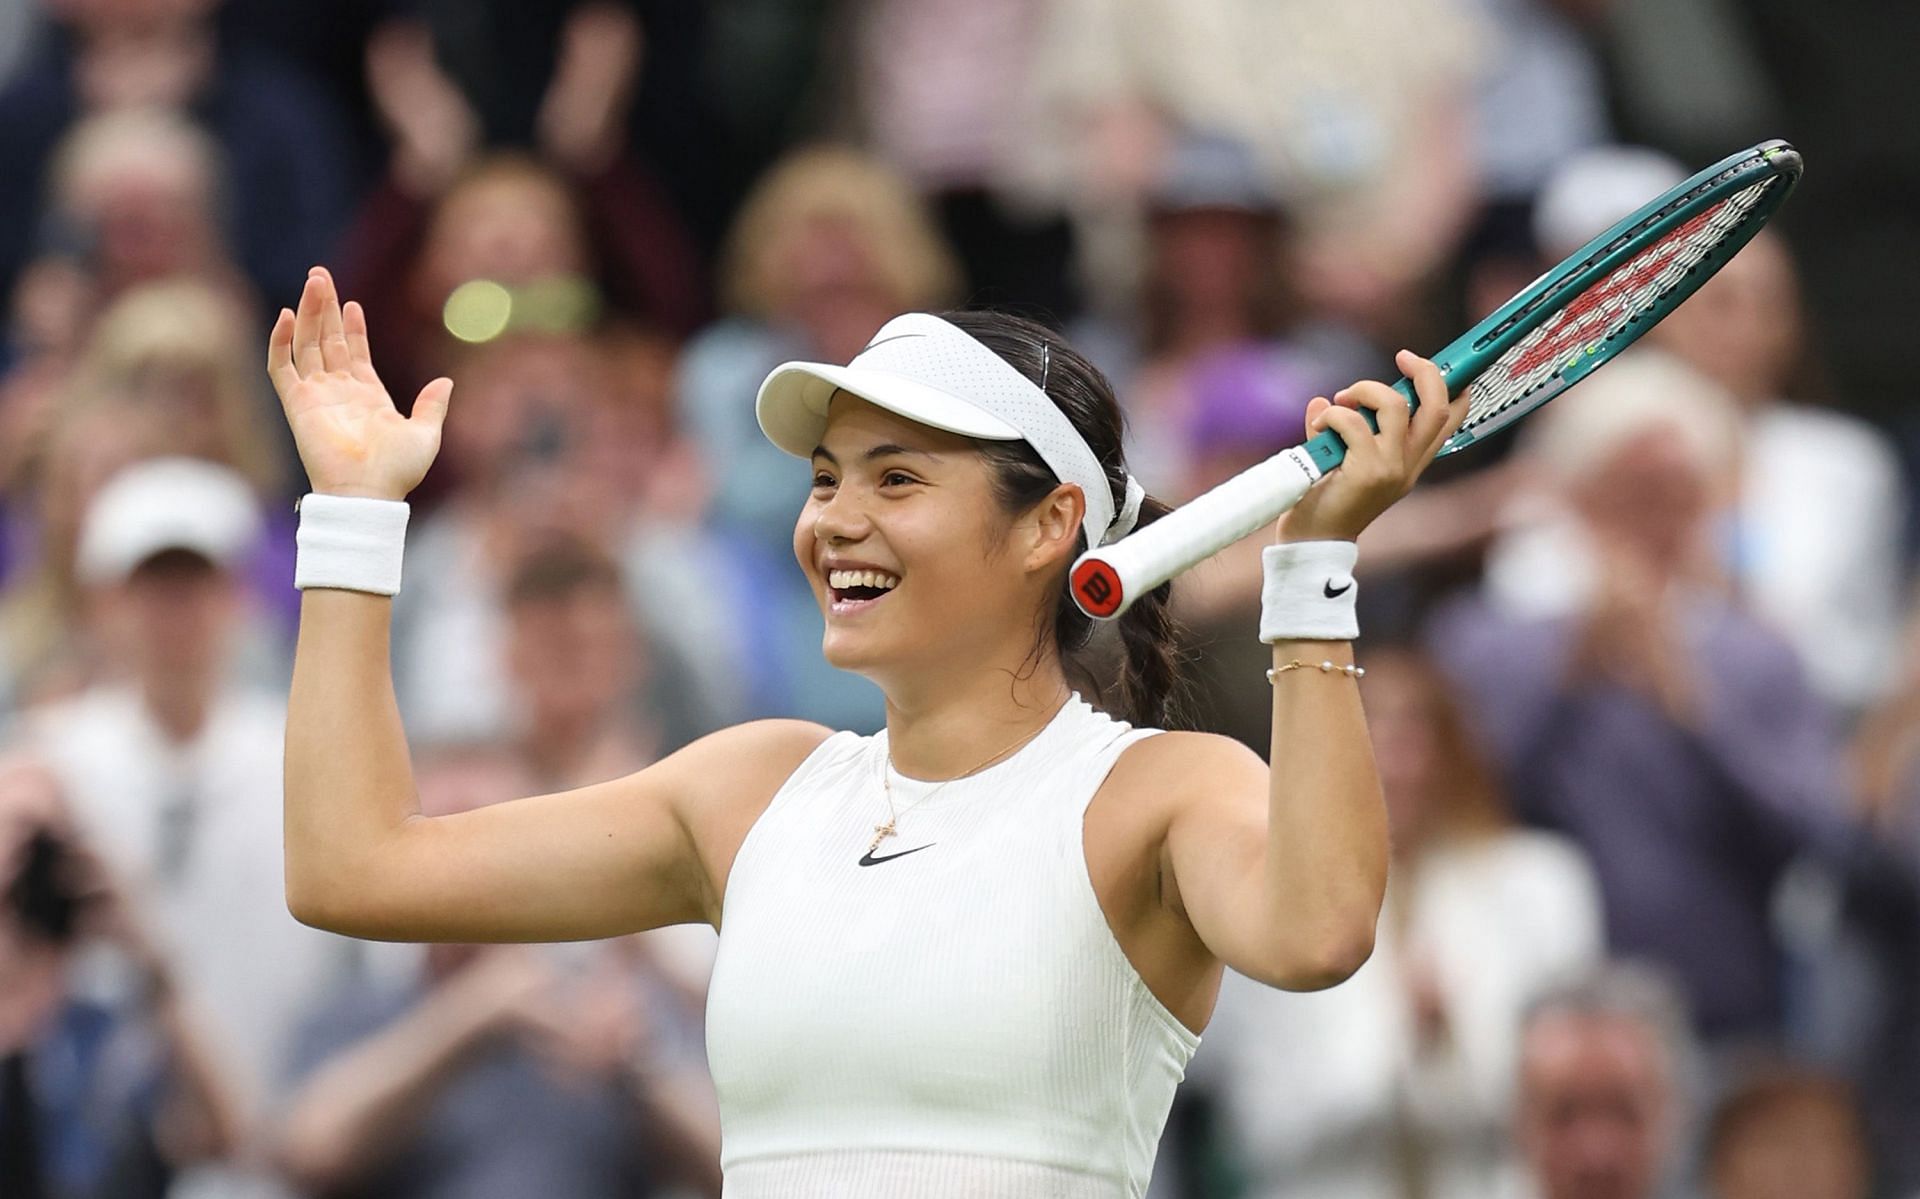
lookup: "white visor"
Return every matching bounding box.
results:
[755,313,1119,545]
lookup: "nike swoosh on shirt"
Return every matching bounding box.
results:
[857,843,935,867]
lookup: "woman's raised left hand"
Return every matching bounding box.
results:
[1277,350,1469,543]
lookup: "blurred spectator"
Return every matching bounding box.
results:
[0,749,243,1197]
[12,459,361,1145]
[674,144,961,730]
[502,535,662,792]
[274,744,723,1199]
[1572,0,1781,167]
[1650,229,1907,714]
[0,280,295,710]
[337,9,705,413]
[1527,147,1909,714]
[832,0,1078,315]
[1072,131,1370,499]
[1509,964,1694,1199]
[1030,0,1487,338]
[1841,620,1920,1190]
[1190,647,1602,1199]
[1460,0,1610,204]
[28,107,257,330]
[392,331,731,746]
[0,370,166,712]
[1703,1059,1873,1199]
[0,0,358,323]
[50,279,285,499]
[1429,352,1857,1044]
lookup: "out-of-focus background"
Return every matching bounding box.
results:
[1,1,1918,1197]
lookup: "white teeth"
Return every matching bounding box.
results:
[829,569,900,591]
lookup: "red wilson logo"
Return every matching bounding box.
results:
[1504,205,1720,383]
[1072,560,1123,617]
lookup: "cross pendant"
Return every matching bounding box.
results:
[868,821,896,853]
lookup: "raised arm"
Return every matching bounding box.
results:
[268,267,824,943]
[1157,353,1469,990]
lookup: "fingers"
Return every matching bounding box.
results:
[314,267,352,373]
[1304,396,1332,437]
[292,272,326,377]
[267,308,300,399]
[1317,403,1384,469]
[411,376,454,431]
[1334,379,1411,466]
[1396,349,1453,461]
[289,266,355,376]
[343,300,380,383]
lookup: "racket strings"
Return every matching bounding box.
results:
[1458,176,1777,436]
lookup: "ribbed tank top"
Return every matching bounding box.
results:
[705,694,1201,1197]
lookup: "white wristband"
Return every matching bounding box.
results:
[294,493,410,595]
[1260,541,1359,643]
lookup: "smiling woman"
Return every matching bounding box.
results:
[268,266,1468,1198]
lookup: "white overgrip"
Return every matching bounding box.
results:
[1071,446,1323,618]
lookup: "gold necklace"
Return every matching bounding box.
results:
[867,718,1054,854]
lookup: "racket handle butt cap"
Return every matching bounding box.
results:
[1071,556,1126,620]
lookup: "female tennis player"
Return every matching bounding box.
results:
[269,264,1466,1197]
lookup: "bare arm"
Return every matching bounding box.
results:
[144,960,249,1168]
[269,267,826,942]
[1161,353,1468,990]
[274,950,549,1190]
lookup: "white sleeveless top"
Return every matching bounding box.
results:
[706,694,1202,1197]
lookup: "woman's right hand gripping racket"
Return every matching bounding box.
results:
[1070,139,1804,619]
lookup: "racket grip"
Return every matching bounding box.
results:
[1071,440,1337,619]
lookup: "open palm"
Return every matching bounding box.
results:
[267,266,452,501]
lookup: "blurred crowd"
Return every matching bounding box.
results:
[1,0,1918,1197]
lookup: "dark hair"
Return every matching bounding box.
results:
[504,534,625,609]
[937,309,1189,729]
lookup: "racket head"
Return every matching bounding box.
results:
[1431,140,1802,457]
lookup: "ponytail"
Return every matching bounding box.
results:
[1111,495,1189,730]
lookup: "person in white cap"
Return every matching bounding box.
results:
[14,456,365,1198]
[269,264,1468,1197]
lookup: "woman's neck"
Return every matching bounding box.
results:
[879,656,1073,781]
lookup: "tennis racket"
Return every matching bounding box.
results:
[1070,139,1804,619]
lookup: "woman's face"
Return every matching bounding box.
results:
[772,214,887,318]
[423,174,587,299]
[796,396,1058,684]
[1150,209,1274,313]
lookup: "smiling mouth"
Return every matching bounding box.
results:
[827,568,900,613]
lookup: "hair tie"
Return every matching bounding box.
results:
[1101,475,1145,545]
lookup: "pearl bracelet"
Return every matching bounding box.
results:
[1267,659,1367,684]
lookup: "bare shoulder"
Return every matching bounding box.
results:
[1106,730,1268,816]
[653,718,837,924]
[668,718,838,776]
[660,718,837,823]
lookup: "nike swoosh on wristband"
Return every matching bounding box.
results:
[1323,579,1353,598]
[857,844,935,867]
